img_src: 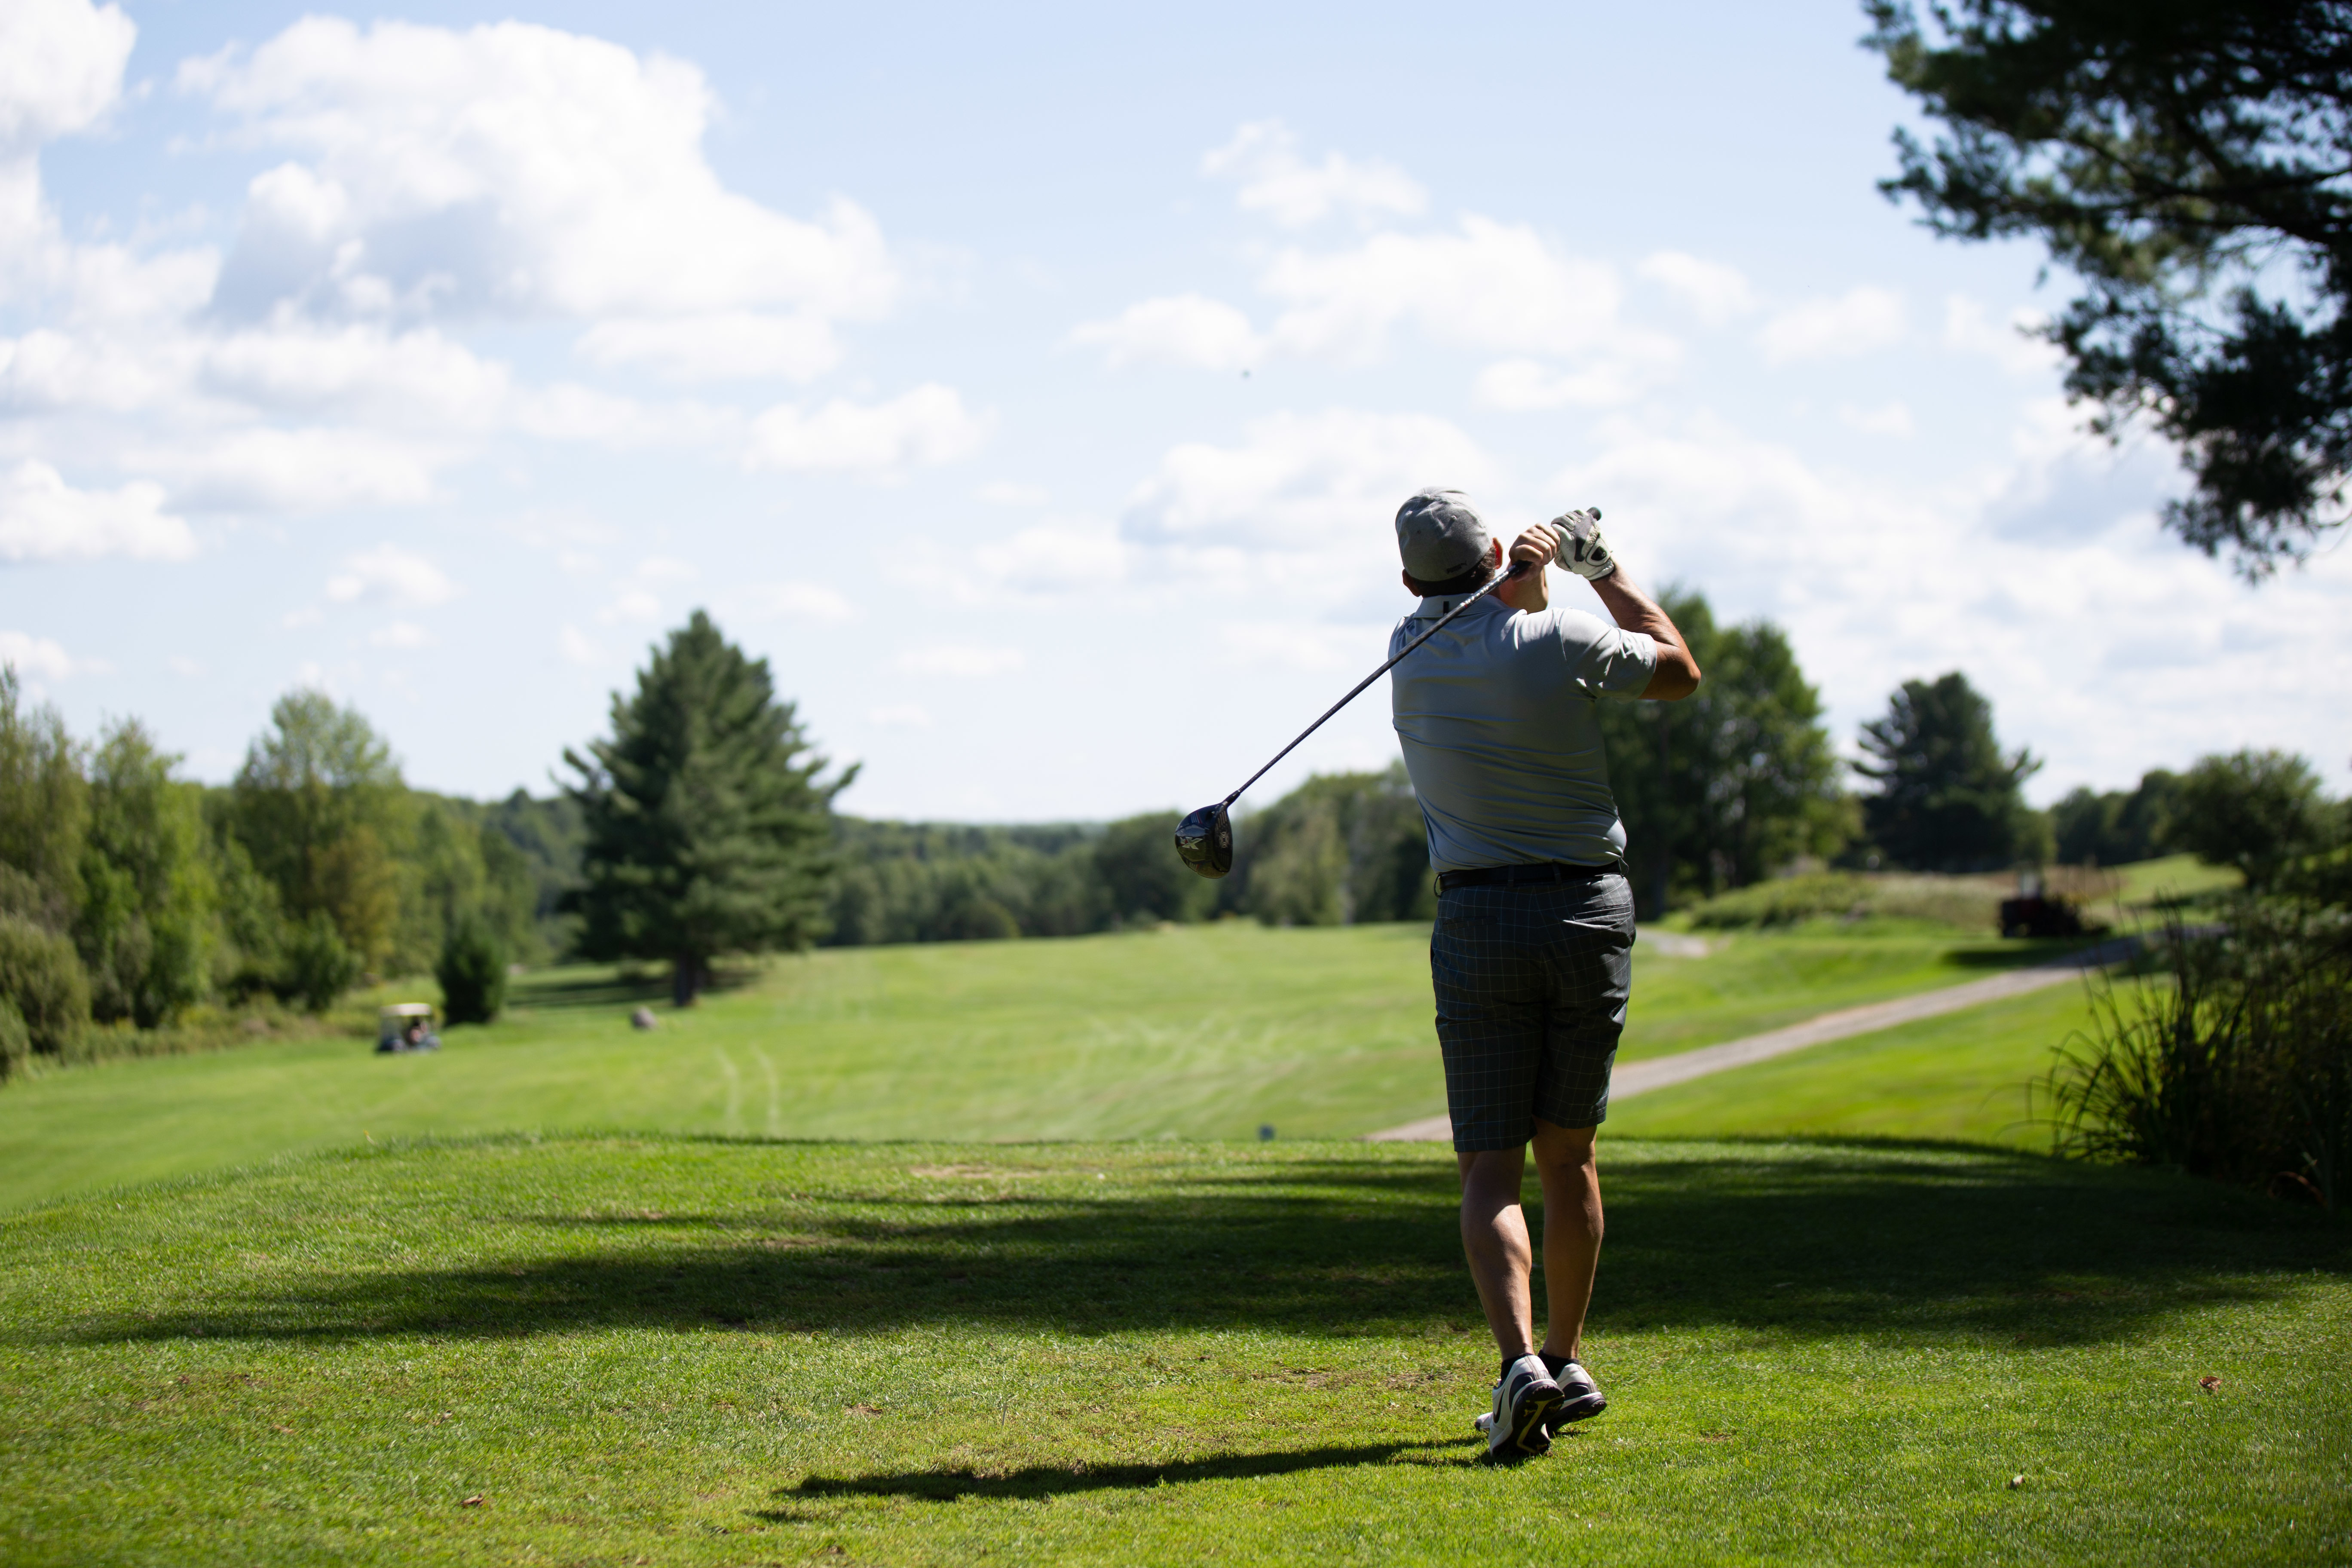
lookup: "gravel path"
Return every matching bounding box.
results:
[1361,938,2132,1143]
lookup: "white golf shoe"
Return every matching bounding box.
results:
[1480,1354,1562,1463]
[1473,1357,1606,1445]
[1551,1357,1607,1426]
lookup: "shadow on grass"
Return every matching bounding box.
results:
[506,965,762,1012]
[758,1437,1480,1513]
[1938,940,2093,970]
[39,1140,2350,1352]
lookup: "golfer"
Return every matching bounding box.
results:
[1387,489,1701,1463]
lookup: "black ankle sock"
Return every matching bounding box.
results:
[1540,1352,1572,1379]
[1499,1356,1518,1381]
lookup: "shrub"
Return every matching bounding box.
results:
[2040,898,2352,1209]
[279,912,361,1014]
[0,914,91,1056]
[435,915,508,1026]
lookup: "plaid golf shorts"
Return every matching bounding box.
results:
[1431,874,1636,1151]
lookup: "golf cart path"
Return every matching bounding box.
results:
[1362,938,2133,1142]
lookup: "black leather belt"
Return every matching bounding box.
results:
[1437,860,1626,892]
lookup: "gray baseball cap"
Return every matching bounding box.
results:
[1395,487,1491,582]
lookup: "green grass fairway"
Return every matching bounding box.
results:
[1611,976,2108,1149]
[0,923,2072,1210]
[1,1136,2342,1565]
[2109,852,2241,911]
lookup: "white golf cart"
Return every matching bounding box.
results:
[375,1002,442,1054]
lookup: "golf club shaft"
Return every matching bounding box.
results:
[1219,560,1529,808]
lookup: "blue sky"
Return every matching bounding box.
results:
[5,0,2346,819]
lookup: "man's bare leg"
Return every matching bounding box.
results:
[1458,1144,1536,1359]
[1460,1122,1604,1362]
[1530,1119,1603,1362]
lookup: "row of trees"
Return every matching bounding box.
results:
[0,670,570,1069]
[2053,750,2346,892]
[6,603,2337,1046]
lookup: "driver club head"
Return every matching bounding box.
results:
[1173,802,1234,878]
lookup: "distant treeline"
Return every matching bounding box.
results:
[5,593,2341,1072]
[0,674,579,1068]
[821,765,1438,945]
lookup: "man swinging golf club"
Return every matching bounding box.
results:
[1388,488,1701,1463]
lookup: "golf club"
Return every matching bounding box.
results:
[1173,510,1597,877]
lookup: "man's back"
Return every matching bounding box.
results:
[1389,593,1656,873]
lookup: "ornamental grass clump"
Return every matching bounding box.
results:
[2040,890,2352,1210]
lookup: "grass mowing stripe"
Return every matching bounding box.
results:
[0,924,2078,1211]
[0,1136,2342,1565]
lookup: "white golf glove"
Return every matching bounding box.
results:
[1550,508,1617,580]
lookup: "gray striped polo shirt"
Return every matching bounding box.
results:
[1387,592,1657,874]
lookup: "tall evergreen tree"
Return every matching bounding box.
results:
[1855,671,2043,871]
[564,612,852,1004]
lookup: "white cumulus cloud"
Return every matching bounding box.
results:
[1638,251,1757,325]
[153,427,444,512]
[1068,294,1262,371]
[1473,358,1661,411]
[746,384,987,475]
[184,17,899,327]
[0,630,77,680]
[325,543,455,607]
[897,645,1025,678]
[1262,217,1657,364]
[1121,409,1496,573]
[574,312,842,383]
[968,525,1125,599]
[1217,622,1357,672]
[739,580,857,624]
[368,619,430,649]
[0,0,135,157]
[1840,401,1916,437]
[198,325,511,426]
[1944,294,2064,377]
[557,624,600,665]
[1758,286,1907,362]
[0,329,185,414]
[0,460,196,561]
[1202,121,1426,229]
[598,588,663,625]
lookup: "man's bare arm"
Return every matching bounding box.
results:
[1495,523,1560,613]
[1590,570,1701,700]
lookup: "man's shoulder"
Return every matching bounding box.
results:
[1513,603,1619,650]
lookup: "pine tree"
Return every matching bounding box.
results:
[564,612,853,1005]
[1855,672,2043,872]
[1867,0,2352,576]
